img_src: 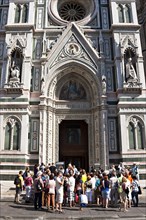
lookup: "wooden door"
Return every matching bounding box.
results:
[59,120,88,170]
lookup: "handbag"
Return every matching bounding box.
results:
[138,186,142,195]
[75,193,79,203]
[80,194,88,204]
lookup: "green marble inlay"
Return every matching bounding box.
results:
[0,158,38,164]
[0,98,28,102]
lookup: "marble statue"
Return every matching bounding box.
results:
[10,61,20,79]
[126,58,138,82]
[102,76,106,95]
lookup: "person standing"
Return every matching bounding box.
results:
[46,173,56,211]
[85,175,93,204]
[24,172,33,203]
[34,171,44,210]
[132,176,139,207]
[110,171,118,207]
[67,170,75,207]
[131,163,139,180]
[56,171,64,213]
[49,163,57,174]
[101,174,110,208]
[14,170,23,204]
[119,177,128,212]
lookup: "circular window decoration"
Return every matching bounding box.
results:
[59,2,86,21]
[48,0,95,25]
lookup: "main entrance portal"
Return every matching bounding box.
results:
[59,120,88,170]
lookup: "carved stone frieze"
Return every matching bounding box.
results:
[120,109,146,115]
[123,82,142,93]
[4,82,24,94]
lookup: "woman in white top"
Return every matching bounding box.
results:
[56,171,64,213]
[46,173,56,211]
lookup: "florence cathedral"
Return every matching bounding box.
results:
[0,0,146,180]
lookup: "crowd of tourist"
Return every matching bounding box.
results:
[14,162,141,213]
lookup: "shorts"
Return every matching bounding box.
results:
[16,186,22,195]
[102,190,110,199]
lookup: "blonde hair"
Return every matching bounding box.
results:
[122,177,127,182]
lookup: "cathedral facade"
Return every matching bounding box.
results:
[0,0,146,180]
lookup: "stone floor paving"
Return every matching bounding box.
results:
[0,181,146,220]
[0,197,146,220]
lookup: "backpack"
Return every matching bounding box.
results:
[14,175,21,185]
[36,179,42,191]
[122,182,129,195]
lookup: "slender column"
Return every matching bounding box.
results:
[10,126,14,150]
[47,109,53,164]
[134,125,138,150]
[100,97,108,170]
[39,107,47,164]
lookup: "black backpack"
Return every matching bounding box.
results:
[36,179,42,191]
[14,175,21,185]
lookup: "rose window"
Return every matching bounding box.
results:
[59,2,86,21]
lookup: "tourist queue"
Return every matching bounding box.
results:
[14,162,141,213]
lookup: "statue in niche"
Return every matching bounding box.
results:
[10,61,20,80]
[102,76,106,95]
[41,78,45,95]
[60,80,86,100]
[126,57,138,82]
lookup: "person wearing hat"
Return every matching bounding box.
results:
[34,171,44,210]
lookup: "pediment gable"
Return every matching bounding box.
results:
[46,22,100,69]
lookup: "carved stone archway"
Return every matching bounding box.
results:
[39,63,108,170]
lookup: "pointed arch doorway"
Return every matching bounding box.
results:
[59,120,88,170]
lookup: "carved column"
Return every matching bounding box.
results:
[39,105,47,164]
[47,108,54,164]
[100,96,109,170]
[93,111,100,166]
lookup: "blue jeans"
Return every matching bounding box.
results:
[132,191,138,207]
[34,192,42,209]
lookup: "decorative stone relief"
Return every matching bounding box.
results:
[51,35,97,69]
[0,8,8,30]
[101,7,109,30]
[108,118,117,152]
[35,39,42,59]
[106,67,113,91]
[8,34,27,52]
[120,109,146,115]
[65,42,81,57]
[104,39,111,59]
[30,119,39,152]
